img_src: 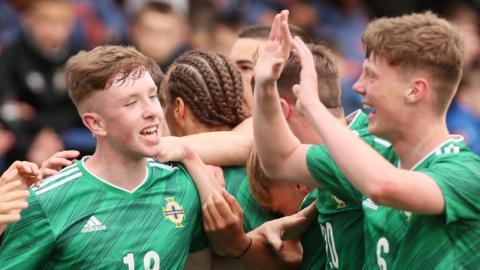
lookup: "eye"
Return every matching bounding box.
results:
[238,64,253,73]
[125,100,137,107]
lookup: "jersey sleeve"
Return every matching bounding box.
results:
[306,144,363,202]
[0,191,56,269]
[420,154,480,224]
[188,213,208,253]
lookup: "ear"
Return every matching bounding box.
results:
[280,98,291,118]
[82,112,106,137]
[173,97,186,121]
[406,78,428,104]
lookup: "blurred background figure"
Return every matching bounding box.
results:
[0,0,93,167]
[127,0,191,70]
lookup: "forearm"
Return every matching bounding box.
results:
[164,122,252,166]
[253,81,301,177]
[235,238,301,270]
[303,103,397,199]
[183,147,223,204]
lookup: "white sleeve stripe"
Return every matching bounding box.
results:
[36,172,83,195]
[32,166,80,191]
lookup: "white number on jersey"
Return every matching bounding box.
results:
[320,222,339,269]
[376,237,389,270]
[123,251,160,270]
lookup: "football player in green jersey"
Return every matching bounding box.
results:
[157,48,301,269]
[249,11,371,269]
[0,45,213,269]
[262,11,480,269]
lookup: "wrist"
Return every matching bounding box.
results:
[231,236,253,259]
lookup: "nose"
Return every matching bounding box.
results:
[142,98,162,119]
[352,77,366,96]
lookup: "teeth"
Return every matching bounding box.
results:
[141,126,158,135]
[362,104,376,114]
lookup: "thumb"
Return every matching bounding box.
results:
[265,228,284,252]
[292,84,302,97]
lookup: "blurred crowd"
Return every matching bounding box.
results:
[0,0,479,171]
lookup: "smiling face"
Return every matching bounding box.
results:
[353,55,410,139]
[91,70,162,159]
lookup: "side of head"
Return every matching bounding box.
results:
[162,49,250,136]
[131,2,188,63]
[247,146,309,216]
[361,11,465,116]
[22,0,75,54]
[277,43,343,144]
[230,24,312,106]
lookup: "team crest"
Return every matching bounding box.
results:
[163,197,185,228]
[331,195,346,208]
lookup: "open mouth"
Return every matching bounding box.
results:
[140,125,158,136]
[362,104,376,115]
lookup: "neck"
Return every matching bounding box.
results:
[85,143,147,191]
[390,117,450,169]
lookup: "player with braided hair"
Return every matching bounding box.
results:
[163,49,249,132]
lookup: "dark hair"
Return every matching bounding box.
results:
[238,24,313,43]
[277,43,343,117]
[164,49,250,128]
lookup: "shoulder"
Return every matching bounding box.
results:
[32,163,84,198]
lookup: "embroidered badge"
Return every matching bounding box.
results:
[163,197,185,228]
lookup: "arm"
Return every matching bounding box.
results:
[0,190,56,267]
[203,190,302,270]
[184,249,213,270]
[290,36,444,214]
[252,11,317,187]
[160,117,253,166]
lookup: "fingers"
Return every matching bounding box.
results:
[222,189,243,218]
[0,180,29,194]
[292,84,302,97]
[269,14,281,41]
[0,213,22,224]
[265,228,284,252]
[0,189,30,203]
[0,200,29,214]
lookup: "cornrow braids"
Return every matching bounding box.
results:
[165,49,250,128]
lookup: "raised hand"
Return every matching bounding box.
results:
[40,150,80,178]
[253,10,293,87]
[290,36,321,115]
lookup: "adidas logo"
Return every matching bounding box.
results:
[81,216,107,233]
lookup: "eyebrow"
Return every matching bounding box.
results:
[235,59,253,65]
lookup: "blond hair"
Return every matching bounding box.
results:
[362,11,465,114]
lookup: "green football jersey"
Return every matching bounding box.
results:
[300,189,327,270]
[223,166,277,232]
[388,137,480,269]
[307,110,399,269]
[0,157,207,270]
